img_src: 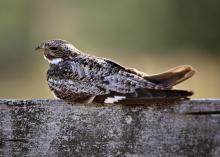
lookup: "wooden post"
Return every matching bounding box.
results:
[0,99,220,156]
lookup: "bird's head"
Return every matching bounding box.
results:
[35,39,80,64]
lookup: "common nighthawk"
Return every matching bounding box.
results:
[35,39,196,104]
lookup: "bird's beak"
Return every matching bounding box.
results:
[35,42,45,51]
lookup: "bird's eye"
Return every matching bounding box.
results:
[49,47,58,50]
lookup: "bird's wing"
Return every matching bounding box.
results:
[93,88,193,104]
[93,60,195,104]
[105,59,196,89]
[144,65,196,89]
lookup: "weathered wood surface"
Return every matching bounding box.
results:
[0,99,220,157]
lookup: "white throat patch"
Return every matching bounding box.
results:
[44,56,63,65]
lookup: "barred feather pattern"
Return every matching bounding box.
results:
[47,54,163,101]
[35,39,195,103]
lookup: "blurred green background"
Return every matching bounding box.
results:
[0,0,219,99]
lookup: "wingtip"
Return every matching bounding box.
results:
[170,65,196,74]
[178,65,197,84]
[177,65,197,80]
[144,65,197,88]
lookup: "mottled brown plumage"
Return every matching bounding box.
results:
[35,39,196,104]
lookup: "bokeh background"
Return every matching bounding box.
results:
[0,0,219,99]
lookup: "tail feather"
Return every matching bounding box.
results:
[93,88,193,104]
[144,65,196,89]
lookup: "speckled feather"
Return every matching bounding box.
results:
[47,55,162,101]
[35,39,195,103]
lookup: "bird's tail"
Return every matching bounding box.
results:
[93,88,193,105]
[144,65,196,89]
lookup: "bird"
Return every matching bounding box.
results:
[35,39,196,104]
